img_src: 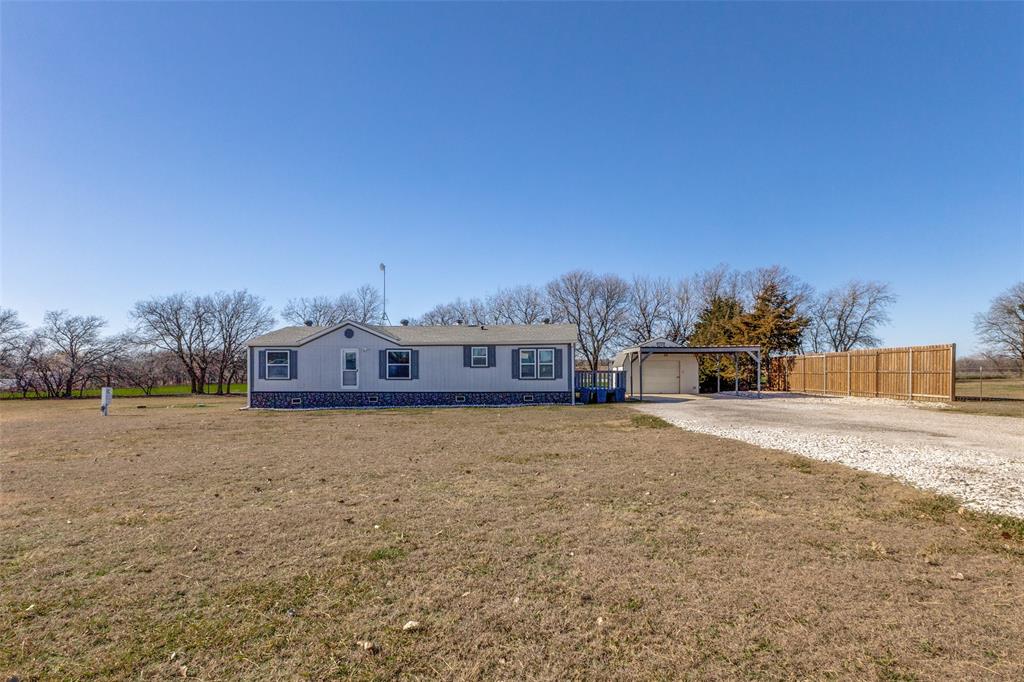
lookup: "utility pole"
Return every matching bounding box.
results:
[379,262,390,324]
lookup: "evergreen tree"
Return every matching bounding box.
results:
[691,295,744,389]
[732,281,809,385]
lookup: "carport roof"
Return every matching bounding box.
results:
[625,344,761,354]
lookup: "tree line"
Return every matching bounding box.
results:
[2,270,1018,397]
[0,282,394,398]
[411,266,901,387]
[972,281,1024,374]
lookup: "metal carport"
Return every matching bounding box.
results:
[622,344,763,401]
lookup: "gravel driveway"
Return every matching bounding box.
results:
[636,393,1024,518]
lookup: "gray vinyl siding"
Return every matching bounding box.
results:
[249,324,573,393]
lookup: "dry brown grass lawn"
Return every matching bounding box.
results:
[2,398,1022,680]
[941,400,1024,419]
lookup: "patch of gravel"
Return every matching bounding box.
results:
[639,394,1024,519]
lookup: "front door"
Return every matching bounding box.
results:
[342,349,358,388]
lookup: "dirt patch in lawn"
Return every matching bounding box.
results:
[2,397,1022,680]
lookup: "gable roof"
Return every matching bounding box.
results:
[247,321,578,347]
[638,337,681,348]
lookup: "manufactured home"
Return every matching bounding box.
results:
[247,321,577,409]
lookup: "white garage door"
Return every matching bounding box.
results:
[641,357,681,393]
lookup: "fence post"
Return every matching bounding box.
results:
[823,355,828,396]
[949,343,956,402]
[874,352,879,397]
[847,352,851,396]
[908,347,913,401]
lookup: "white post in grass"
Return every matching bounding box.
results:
[100,386,112,416]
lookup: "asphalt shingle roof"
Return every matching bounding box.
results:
[247,322,577,347]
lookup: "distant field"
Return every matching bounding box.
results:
[2,398,1022,679]
[955,377,1024,400]
[0,384,247,400]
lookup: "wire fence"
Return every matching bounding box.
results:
[953,369,1023,402]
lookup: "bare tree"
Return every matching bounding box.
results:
[7,341,38,397]
[282,285,384,327]
[102,349,160,396]
[694,264,740,309]
[281,295,352,326]
[38,310,119,397]
[416,297,490,326]
[0,308,27,370]
[83,332,133,393]
[625,275,672,344]
[353,285,384,324]
[416,302,460,326]
[665,278,698,344]
[209,290,275,394]
[547,270,630,370]
[807,280,895,352]
[974,282,1024,373]
[661,266,748,345]
[132,293,217,393]
[24,333,68,398]
[489,286,549,325]
[741,265,813,310]
[453,298,491,325]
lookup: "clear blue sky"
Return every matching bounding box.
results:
[2,2,1021,353]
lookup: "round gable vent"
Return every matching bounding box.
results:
[344,328,354,338]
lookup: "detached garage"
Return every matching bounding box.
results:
[612,338,762,399]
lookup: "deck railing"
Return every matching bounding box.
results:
[575,370,625,390]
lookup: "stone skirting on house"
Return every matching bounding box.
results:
[249,391,573,409]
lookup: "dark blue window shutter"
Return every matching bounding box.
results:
[511,348,520,379]
[463,345,471,367]
[258,350,266,380]
[411,350,419,379]
[379,350,387,379]
[554,348,563,379]
[487,345,496,368]
[289,350,298,379]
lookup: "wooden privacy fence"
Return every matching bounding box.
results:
[768,344,956,402]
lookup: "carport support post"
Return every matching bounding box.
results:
[622,350,630,393]
[756,351,761,397]
[734,353,739,396]
[716,354,721,393]
[638,349,644,402]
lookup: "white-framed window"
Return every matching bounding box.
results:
[471,346,488,367]
[519,348,555,380]
[538,348,555,379]
[266,350,290,379]
[519,349,536,378]
[387,349,411,379]
[341,349,358,388]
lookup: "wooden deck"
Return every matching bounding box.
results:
[575,370,627,404]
